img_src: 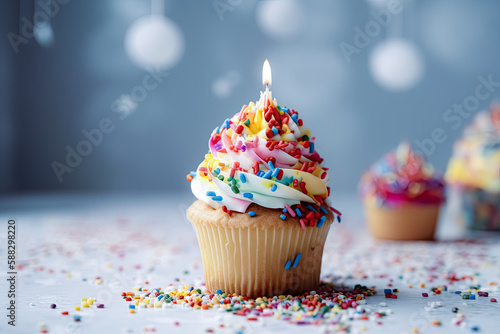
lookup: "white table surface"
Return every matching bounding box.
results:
[1,192,499,334]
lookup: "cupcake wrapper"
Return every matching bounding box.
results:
[449,187,500,230]
[191,219,331,298]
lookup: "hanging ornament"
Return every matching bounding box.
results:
[124,0,184,70]
[369,38,425,91]
[255,0,304,40]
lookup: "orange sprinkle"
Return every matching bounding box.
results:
[186,174,193,181]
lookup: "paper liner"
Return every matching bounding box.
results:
[448,187,500,230]
[187,200,333,298]
[364,195,440,240]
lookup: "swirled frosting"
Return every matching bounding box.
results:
[445,106,500,193]
[188,89,332,214]
[359,142,445,207]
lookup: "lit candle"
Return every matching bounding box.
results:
[262,59,272,107]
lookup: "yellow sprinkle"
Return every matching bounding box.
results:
[129,309,135,314]
[260,303,266,309]
[154,301,162,308]
[81,298,87,301]
[87,299,94,305]
[408,285,413,288]
[193,305,201,309]
[412,327,419,333]
[74,306,80,311]
[135,300,139,306]
[82,302,89,308]
[261,180,273,188]
[144,299,150,305]
[66,274,71,278]
[278,295,286,300]
[360,326,367,332]
[208,303,213,307]
[134,288,140,291]
[420,283,425,288]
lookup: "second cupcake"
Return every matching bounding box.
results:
[360,142,446,240]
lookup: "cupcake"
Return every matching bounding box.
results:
[186,61,338,298]
[445,105,500,230]
[359,142,445,240]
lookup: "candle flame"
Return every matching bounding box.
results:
[262,59,272,86]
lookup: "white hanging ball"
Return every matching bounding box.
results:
[255,0,304,40]
[125,15,184,70]
[369,38,425,91]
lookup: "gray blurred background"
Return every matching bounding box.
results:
[1,0,500,196]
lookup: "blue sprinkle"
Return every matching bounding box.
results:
[271,168,280,178]
[295,209,302,217]
[310,142,315,153]
[292,253,302,268]
[129,305,135,309]
[243,192,253,198]
[268,160,275,170]
[384,289,392,294]
[471,326,480,332]
[214,168,221,174]
[272,127,278,135]
[292,114,298,123]
[282,108,289,113]
[188,287,194,292]
[212,196,223,201]
[215,126,220,134]
[469,294,476,300]
[280,214,286,220]
[206,191,216,197]
[317,216,326,228]
[306,205,317,213]
[222,119,230,129]
[455,291,461,294]
[286,176,294,186]
[74,315,81,321]
[248,211,256,217]
[216,289,223,294]
[257,170,265,177]
[320,206,328,214]
[284,260,292,270]
[239,174,246,183]
[262,170,273,179]
[158,295,163,300]
[337,215,341,223]
[282,208,288,213]
[271,184,277,192]
[190,171,196,176]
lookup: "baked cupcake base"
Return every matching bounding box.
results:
[365,196,440,240]
[187,200,333,298]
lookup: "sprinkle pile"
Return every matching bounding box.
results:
[121,282,377,325]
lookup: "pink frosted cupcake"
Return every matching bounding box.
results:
[360,142,446,240]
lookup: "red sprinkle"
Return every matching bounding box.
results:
[300,182,307,194]
[235,125,244,135]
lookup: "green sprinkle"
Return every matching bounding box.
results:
[218,175,224,181]
[227,176,234,182]
[302,135,310,141]
[232,186,240,194]
[244,119,250,126]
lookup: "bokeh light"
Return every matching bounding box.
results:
[125,15,184,70]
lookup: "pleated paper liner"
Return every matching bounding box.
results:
[187,200,333,298]
[364,195,440,241]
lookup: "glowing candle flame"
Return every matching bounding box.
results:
[262,59,272,87]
